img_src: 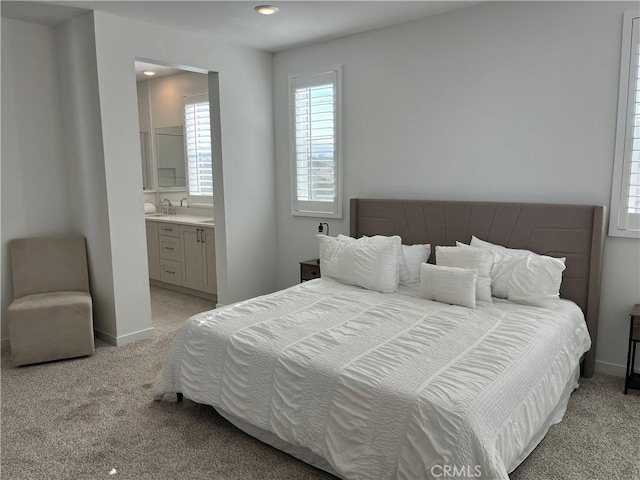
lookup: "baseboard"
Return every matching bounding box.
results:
[115,327,155,346]
[94,328,117,346]
[594,360,628,378]
[216,303,225,308]
[1,337,11,352]
[94,327,154,346]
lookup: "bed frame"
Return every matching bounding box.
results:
[350,198,606,377]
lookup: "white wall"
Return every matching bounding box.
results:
[1,10,276,347]
[146,71,208,129]
[273,2,640,375]
[1,18,73,347]
[56,13,121,342]
[91,11,276,311]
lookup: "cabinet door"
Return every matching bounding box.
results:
[202,227,217,294]
[145,221,161,281]
[181,225,204,291]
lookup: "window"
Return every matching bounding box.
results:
[610,11,640,238]
[184,93,213,204]
[290,66,342,218]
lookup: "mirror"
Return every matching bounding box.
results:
[155,126,186,190]
[140,131,151,190]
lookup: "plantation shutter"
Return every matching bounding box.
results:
[626,18,640,221]
[611,13,640,236]
[292,69,340,216]
[184,93,212,199]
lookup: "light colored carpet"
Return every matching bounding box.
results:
[1,332,638,480]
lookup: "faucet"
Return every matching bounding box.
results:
[161,198,176,215]
[180,197,188,207]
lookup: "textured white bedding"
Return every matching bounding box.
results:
[153,278,591,480]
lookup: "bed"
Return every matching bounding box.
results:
[153,199,606,480]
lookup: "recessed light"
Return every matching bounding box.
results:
[254,5,279,15]
[142,70,156,76]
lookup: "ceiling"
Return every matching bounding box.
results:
[1,1,480,53]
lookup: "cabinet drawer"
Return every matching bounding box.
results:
[160,259,183,286]
[159,235,181,261]
[158,222,180,237]
[633,316,640,342]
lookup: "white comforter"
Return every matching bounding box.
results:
[153,278,591,480]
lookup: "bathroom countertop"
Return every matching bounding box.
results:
[144,213,214,227]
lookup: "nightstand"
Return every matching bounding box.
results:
[625,304,640,394]
[300,259,321,282]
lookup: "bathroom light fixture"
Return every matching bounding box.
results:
[142,70,156,76]
[254,5,279,15]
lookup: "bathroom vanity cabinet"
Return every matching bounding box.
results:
[145,215,216,299]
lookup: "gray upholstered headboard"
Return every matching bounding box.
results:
[349,198,606,377]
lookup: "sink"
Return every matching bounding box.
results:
[198,219,215,224]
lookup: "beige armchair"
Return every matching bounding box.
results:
[7,236,94,366]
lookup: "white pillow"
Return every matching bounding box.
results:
[337,234,403,277]
[317,234,353,286]
[419,263,477,309]
[338,235,429,285]
[486,252,522,299]
[469,236,533,256]
[436,246,493,303]
[318,234,401,293]
[470,235,567,262]
[507,254,566,307]
[399,244,431,284]
[457,240,507,299]
[469,236,566,299]
[336,234,357,243]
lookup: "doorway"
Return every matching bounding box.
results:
[135,60,218,334]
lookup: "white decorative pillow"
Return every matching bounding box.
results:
[339,235,425,284]
[337,234,403,276]
[317,234,355,285]
[469,236,566,299]
[487,252,522,299]
[469,236,533,256]
[317,234,401,293]
[507,254,566,307]
[399,244,431,284]
[436,246,493,303]
[337,234,357,243]
[419,263,477,308]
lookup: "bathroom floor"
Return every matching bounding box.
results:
[150,285,216,334]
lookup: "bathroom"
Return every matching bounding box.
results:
[136,61,217,333]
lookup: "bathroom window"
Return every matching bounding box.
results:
[184,93,213,204]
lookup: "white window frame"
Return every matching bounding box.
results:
[289,65,343,218]
[610,11,640,238]
[184,93,213,206]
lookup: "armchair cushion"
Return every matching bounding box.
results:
[7,291,94,366]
